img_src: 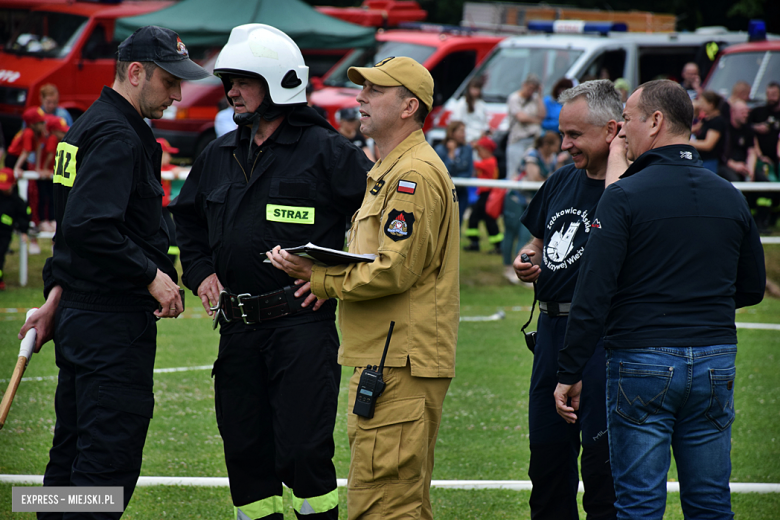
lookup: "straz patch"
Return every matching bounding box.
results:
[384,209,415,242]
[591,219,602,229]
[370,180,385,196]
[266,204,315,224]
[397,180,416,194]
[53,142,78,188]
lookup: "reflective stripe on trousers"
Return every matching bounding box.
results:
[235,495,283,519]
[292,489,339,515]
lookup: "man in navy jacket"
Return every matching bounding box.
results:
[554,80,765,519]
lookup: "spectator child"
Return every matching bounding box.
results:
[7,107,45,254]
[39,83,73,126]
[7,107,45,175]
[435,120,473,224]
[465,136,502,253]
[0,167,31,289]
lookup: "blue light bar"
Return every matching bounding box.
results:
[527,20,628,35]
[748,19,766,42]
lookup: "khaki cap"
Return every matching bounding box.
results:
[348,56,434,112]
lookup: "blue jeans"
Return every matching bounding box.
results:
[606,346,737,520]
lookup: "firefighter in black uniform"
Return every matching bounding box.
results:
[18,26,209,519]
[168,24,372,520]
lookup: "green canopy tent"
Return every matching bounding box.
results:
[114,0,375,49]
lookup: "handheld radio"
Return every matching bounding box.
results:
[519,253,538,352]
[353,321,395,419]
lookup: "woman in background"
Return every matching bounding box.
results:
[450,77,489,144]
[691,90,727,173]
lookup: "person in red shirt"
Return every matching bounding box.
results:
[38,115,70,232]
[7,107,46,253]
[465,136,503,253]
[7,107,46,175]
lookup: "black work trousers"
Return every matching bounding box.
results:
[214,320,341,520]
[39,307,157,520]
[527,312,616,520]
[467,191,501,241]
[0,234,11,279]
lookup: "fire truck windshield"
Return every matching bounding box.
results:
[324,41,436,88]
[475,46,583,102]
[4,11,88,58]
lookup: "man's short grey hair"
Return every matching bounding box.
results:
[558,79,623,126]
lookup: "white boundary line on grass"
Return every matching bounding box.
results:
[734,322,780,330]
[0,365,213,384]
[1,475,779,493]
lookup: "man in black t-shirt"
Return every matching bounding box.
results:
[748,82,780,229]
[719,100,758,182]
[513,80,622,520]
[749,81,780,176]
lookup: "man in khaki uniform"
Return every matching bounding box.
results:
[268,56,459,520]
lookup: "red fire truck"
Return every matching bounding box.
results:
[0,0,173,139]
[310,27,504,131]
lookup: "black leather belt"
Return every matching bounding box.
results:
[539,301,571,317]
[210,286,306,329]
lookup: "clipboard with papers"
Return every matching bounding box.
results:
[264,242,376,266]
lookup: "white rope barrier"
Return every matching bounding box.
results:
[13,169,780,286]
[19,169,780,190]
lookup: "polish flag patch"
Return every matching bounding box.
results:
[398,180,417,194]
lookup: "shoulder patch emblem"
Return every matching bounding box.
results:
[370,180,385,196]
[385,209,415,242]
[591,219,601,229]
[397,180,416,194]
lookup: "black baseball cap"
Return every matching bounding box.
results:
[117,26,210,81]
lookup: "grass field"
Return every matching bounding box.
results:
[0,236,778,519]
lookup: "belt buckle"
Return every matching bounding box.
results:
[547,302,560,317]
[210,290,231,330]
[236,293,257,325]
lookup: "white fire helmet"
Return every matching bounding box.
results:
[214,24,308,105]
